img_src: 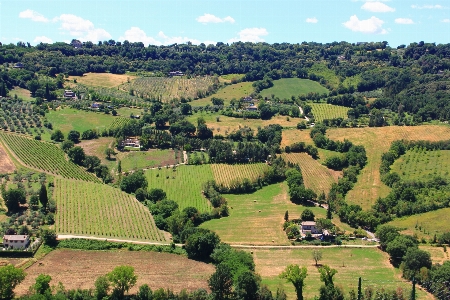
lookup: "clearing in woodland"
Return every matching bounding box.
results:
[211,163,270,187]
[391,149,450,181]
[200,183,327,245]
[53,178,168,241]
[309,103,350,122]
[281,153,340,195]
[260,78,329,100]
[10,87,34,102]
[145,165,213,212]
[15,249,214,296]
[67,72,136,88]
[191,81,254,107]
[251,247,430,300]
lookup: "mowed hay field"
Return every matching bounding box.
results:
[251,247,431,300]
[67,72,136,88]
[15,249,214,296]
[391,149,450,181]
[191,81,254,107]
[260,78,328,99]
[118,149,180,172]
[211,163,270,187]
[309,103,350,122]
[281,153,340,195]
[387,208,450,241]
[201,183,327,245]
[54,178,168,242]
[145,165,213,212]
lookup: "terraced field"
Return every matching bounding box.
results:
[54,178,168,241]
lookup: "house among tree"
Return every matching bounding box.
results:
[437,70,445,76]
[168,71,184,77]
[63,90,76,99]
[122,137,140,148]
[301,221,321,235]
[242,96,253,102]
[2,235,30,250]
[13,62,24,69]
[246,104,258,111]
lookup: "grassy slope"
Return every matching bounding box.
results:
[260,78,329,99]
[67,72,136,88]
[10,87,34,102]
[201,183,327,245]
[308,63,340,89]
[145,165,213,212]
[191,81,254,107]
[117,149,179,172]
[391,149,450,181]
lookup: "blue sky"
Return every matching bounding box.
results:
[1,0,449,47]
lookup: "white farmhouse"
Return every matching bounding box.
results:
[2,235,30,250]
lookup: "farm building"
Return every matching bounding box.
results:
[13,62,24,68]
[247,104,258,111]
[168,71,184,77]
[63,90,76,98]
[301,221,321,235]
[2,235,30,249]
[242,96,253,102]
[122,138,140,148]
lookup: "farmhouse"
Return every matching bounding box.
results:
[2,235,30,250]
[168,71,184,77]
[301,221,321,235]
[63,90,76,98]
[13,62,24,69]
[243,96,253,102]
[247,104,258,111]
[123,138,140,148]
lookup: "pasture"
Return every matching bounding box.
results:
[260,78,329,100]
[53,178,168,241]
[211,163,270,187]
[145,165,213,212]
[67,72,135,88]
[201,183,327,245]
[191,81,254,107]
[387,208,450,241]
[15,249,214,296]
[0,132,99,182]
[250,247,428,300]
[281,153,340,195]
[391,149,450,181]
[46,108,117,137]
[10,87,34,102]
[117,149,180,172]
[309,103,350,122]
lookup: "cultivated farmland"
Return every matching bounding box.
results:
[211,163,270,187]
[281,152,340,194]
[191,81,254,107]
[145,165,213,212]
[260,78,329,99]
[0,132,99,182]
[118,149,181,172]
[391,149,450,181]
[15,249,214,296]
[54,178,168,241]
[107,117,131,131]
[123,76,217,102]
[309,103,350,122]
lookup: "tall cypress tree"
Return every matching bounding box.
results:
[39,184,48,208]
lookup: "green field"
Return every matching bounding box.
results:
[46,108,117,137]
[219,74,245,82]
[118,149,180,172]
[308,63,340,88]
[54,178,168,241]
[10,87,34,102]
[0,132,99,182]
[309,103,350,122]
[388,208,450,241]
[191,81,255,107]
[211,163,270,187]
[145,165,213,212]
[391,149,450,181]
[251,247,422,300]
[260,78,329,99]
[201,183,327,245]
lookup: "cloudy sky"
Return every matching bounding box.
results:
[1,0,449,47]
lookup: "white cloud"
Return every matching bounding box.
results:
[411,4,444,9]
[119,27,203,46]
[33,36,53,43]
[361,1,395,12]
[306,17,318,23]
[442,19,450,23]
[196,13,235,24]
[53,14,111,42]
[228,28,268,43]
[343,15,388,34]
[19,9,49,22]
[395,18,414,24]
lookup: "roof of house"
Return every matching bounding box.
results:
[3,235,29,241]
[301,221,316,226]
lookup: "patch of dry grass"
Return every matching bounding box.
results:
[67,73,136,88]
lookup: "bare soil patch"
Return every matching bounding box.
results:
[0,142,16,173]
[79,137,115,164]
[16,249,214,296]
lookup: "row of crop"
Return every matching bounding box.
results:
[211,163,270,187]
[0,132,99,182]
[107,117,131,131]
[54,178,167,241]
[309,103,349,122]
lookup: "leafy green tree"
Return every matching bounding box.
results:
[29,194,39,210]
[147,188,166,202]
[185,230,220,260]
[386,235,418,266]
[402,248,432,280]
[105,148,115,160]
[107,265,137,298]
[137,284,153,300]
[318,265,344,300]
[120,170,148,194]
[376,225,400,250]
[50,129,64,142]
[180,103,192,115]
[68,146,86,165]
[208,263,234,300]
[67,130,81,143]
[279,264,308,300]
[234,270,261,300]
[60,140,74,153]
[39,184,48,208]
[135,188,147,202]
[41,228,57,246]
[2,187,26,213]
[94,275,110,300]
[289,186,317,204]
[312,250,323,266]
[84,155,101,172]
[301,209,315,221]
[33,274,52,295]
[0,264,26,300]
